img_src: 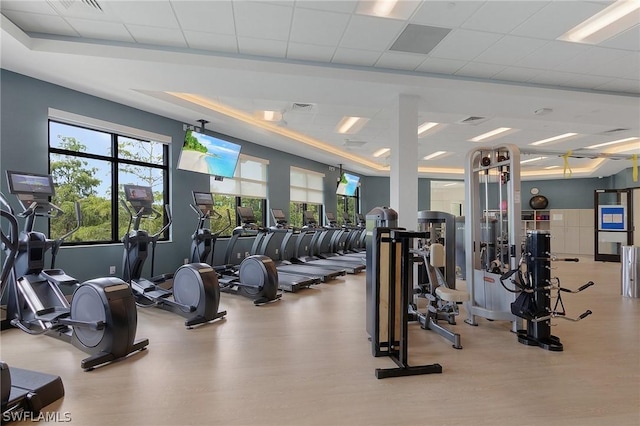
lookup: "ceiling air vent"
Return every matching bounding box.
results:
[598,128,630,135]
[343,140,367,149]
[456,116,489,125]
[48,0,103,11]
[291,103,315,112]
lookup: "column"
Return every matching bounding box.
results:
[390,94,419,230]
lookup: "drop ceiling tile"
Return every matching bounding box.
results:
[0,1,57,14]
[415,57,466,74]
[454,62,506,79]
[428,29,503,61]
[516,40,591,70]
[331,47,382,67]
[375,51,426,71]
[492,66,541,83]
[591,52,639,79]
[294,1,358,14]
[65,18,134,42]
[462,1,548,34]
[555,46,630,74]
[511,1,608,40]
[563,75,616,90]
[237,36,287,58]
[410,1,484,28]
[107,1,180,28]
[286,42,336,62]
[594,79,640,94]
[126,24,187,48]
[601,24,640,51]
[473,35,548,66]
[183,30,238,53]
[2,10,78,36]
[528,70,576,86]
[289,7,350,46]
[233,1,293,41]
[172,1,236,35]
[339,14,405,51]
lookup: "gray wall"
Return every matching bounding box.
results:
[0,70,345,282]
[612,167,640,189]
[2,70,634,281]
[362,174,623,215]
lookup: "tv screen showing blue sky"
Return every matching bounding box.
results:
[177,130,241,178]
[336,173,359,197]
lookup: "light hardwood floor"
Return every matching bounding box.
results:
[1,257,638,426]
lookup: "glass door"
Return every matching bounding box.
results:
[594,189,633,262]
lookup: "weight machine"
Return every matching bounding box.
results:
[464,144,522,330]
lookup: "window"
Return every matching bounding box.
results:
[290,167,325,228]
[48,119,169,244]
[210,154,268,232]
[337,192,359,225]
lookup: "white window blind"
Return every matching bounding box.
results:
[211,154,268,198]
[290,167,324,204]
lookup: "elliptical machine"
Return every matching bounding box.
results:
[120,185,226,328]
[2,171,149,371]
[189,191,280,305]
[1,199,65,417]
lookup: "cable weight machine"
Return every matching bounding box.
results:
[464,144,522,330]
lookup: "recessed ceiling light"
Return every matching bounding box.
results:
[529,132,578,146]
[262,110,282,122]
[373,0,399,16]
[469,127,512,142]
[584,137,638,149]
[423,151,447,160]
[521,156,547,164]
[558,0,640,44]
[544,165,560,170]
[373,148,390,157]
[417,122,439,136]
[336,116,368,134]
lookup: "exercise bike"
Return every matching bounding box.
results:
[189,191,281,305]
[121,185,226,328]
[2,170,149,371]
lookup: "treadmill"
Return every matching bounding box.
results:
[264,209,346,282]
[234,206,320,292]
[292,211,365,274]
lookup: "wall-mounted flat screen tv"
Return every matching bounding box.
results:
[336,172,360,197]
[177,129,241,178]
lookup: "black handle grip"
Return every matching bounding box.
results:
[578,281,595,292]
[501,269,517,281]
[579,310,593,320]
[561,258,580,262]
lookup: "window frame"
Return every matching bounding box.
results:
[48,119,170,246]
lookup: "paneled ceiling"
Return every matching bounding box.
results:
[1,0,639,180]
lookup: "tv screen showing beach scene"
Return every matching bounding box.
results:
[336,173,360,197]
[177,130,241,178]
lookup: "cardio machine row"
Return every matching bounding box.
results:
[190,191,366,294]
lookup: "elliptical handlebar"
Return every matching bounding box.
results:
[57,201,82,243]
[0,191,14,214]
[151,204,172,239]
[50,201,83,269]
[0,208,19,289]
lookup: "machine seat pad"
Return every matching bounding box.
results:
[436,287,470,303]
